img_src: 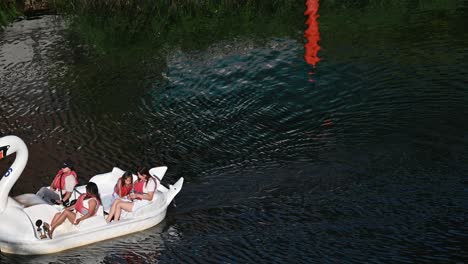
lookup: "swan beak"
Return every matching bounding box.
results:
[0,145,10,160]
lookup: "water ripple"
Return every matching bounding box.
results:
[1,6,467,262]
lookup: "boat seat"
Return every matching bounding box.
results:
[53,213,107,237]
[13,193,49,208]
[96,204,105,216]
[120,192,166,219]
[100,194,116,212]
[23,203,61,226]
[89,166,169,212]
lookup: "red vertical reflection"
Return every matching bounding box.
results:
[304,0,321,68]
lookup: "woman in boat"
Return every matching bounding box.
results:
[113,171,133,200]
[105,167,156,223]
[46,182,101,239]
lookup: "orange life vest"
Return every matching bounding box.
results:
[114,180,133,197]
[52,169,78,192]
[133,178,156,200]
[74,194,100,215]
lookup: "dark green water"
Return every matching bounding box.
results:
[0,1,467,263]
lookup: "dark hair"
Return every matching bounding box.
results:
[136,167,151,186]
[85,182,102,204]
[120,171,133,188]
[61,159,75,171]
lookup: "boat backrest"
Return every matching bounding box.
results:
[89,167,125,196]
[149,166,167,181]
[95,204,105,216]
[13,193,48,207]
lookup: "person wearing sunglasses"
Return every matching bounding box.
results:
[36,160,78,205]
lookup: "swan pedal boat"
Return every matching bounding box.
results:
[0,135,184,255]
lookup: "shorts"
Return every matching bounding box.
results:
[73,211,84,224]
[132,199,151,211]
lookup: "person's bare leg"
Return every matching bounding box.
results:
[50,212,61,227]
[106,199,123,222]
[105,200,116,222]
[49,210,76,238]
[114,202,134,221]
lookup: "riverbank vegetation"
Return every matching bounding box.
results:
[53,0,304,54]
[52,0,462,56]
[46,0,463,82]
[0,0,17,28]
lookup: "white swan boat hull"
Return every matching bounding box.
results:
[0,135,184,255]
[0,201,167,254]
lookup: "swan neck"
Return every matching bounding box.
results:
[0,136,28,213]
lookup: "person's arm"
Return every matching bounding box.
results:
[135,191,154,201]
[65,203,76,211]
[135,179,155,201]
[49,170,62,191]
[116,179,123,197]
[74,199,97,225]
[60,192,72,204]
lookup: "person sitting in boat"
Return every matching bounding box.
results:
[112,171,133,201]
[36,160,78,205]
[105,167,156,223]
[46,182,101,239]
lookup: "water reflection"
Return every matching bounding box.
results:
[304,0,321,68]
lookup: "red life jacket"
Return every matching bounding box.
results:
[114,180,133,197]
[133,180,145,195]
[52,169,78,192]
[74,194,100,215]
[133,178,156,200]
